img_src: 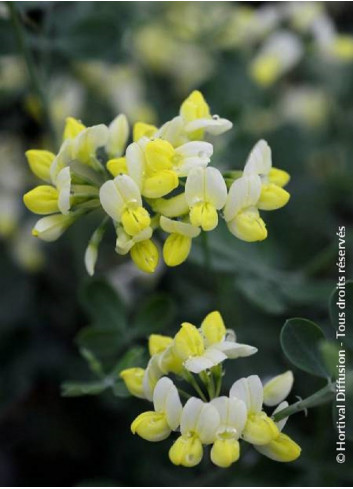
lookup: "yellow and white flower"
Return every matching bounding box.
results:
[180,90,233,138]
[263,371,294,407]
[243,139,290,211]
[105,113,129,158]
[210,396,247,467]
[173,311,257,374]
[254,401,301,462]
[99,174,151,236]
[223,174,267,242]
[126,137,213,199]
[169,398,220,467]
[115,226,159,274]
[160,216,200,267]
[185,166,227,231]
[131,377,182,442]
[230,375,279,446]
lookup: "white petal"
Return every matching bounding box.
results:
[84,243,97,276]
[99,180,124,221]
[180,398,220,444]
[74,124,109,157]
[204,167,227,209]
[115,226,152,255]
[185,117,233,135]
[195,403,221,444]
[216,341,258,359]
[185,167,205,206]
[184,356,215,374]
[263,371,294,407]
[223,174,262,222]
[243,139,272,177]
[56,167,71,215]
[230,375,263,413]
[153,377,183,428]
[113,174,142,206]
[272,401,289,432]
[211,396,247,438]
[160,216,200,238]
[106,114,129,157]
[174,141,213,176]
[142,355,164,402]
[126,141,145,190]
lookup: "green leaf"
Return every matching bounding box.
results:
[80,278,127,332]
[320,340,340,379]
[76,326,123,359]
[329,280,353,350]
[235,276,287,315]
[79,347,104,377]
[133,294,176,335]
[61,380,108,397]
[280,318,329,378]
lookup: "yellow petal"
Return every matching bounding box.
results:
[63,117,86,140]
[143,170,179,199]
[107,157,127,176]
[269,168,290,187]
[163,233,192,267]
[148,334,173,356]
[121,206,151,236]
[120,368,145,399]
[173,322,204,360]
[25,150,56,182]
[145,139,174,172]
[159,345,184,375]
[257,184,290,211]
[131,411,171,442]
[201,311,226,345]
[133,121,157,141]
[130,239,159,273]
[243,411,279,445]
[23,185,59,215]
[256,432,301,462]
[211,438,240,468]
[169,434,203,467]
[180,90,211,122]
[190,202,218,231]
[228,210,267,242]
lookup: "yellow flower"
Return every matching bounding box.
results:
[160,216,200,267]
[120,368,146,399]
[148,334,173,356]
[130,239,159,273]
[25,150,55,182]
[23,185,59,215]
[63,117,86,140]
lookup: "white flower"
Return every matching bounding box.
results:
[105,113,129,158]
[263,371,294,407]
[169,398,220,467]
[185,166,227,231]
[32,214,75,242]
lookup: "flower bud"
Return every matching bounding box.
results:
[120,368,145,399]
[25,150,55,182]
[23,185,59,215]
[131,411,170,442]
[263,371,294,407]
[169,434,203,467]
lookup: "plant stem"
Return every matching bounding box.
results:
[183,371,208,402]
[273,381,336,422]
[7,2,57,149]
[177,388,191,400]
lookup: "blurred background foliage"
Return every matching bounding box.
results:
[0,1,353,486]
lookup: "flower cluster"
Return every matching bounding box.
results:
[120,311,300,468]
[23,91,290,275]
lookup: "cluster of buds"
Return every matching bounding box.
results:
[120,311,300,468]
[23,91,290,274]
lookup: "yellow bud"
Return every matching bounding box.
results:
[106,157,127,176]
[250,55,281,87]
[145,139,174,172]
[148,334,173,356]
[159,346,184,375]
[133,121,157,141]
[120,368,145,399]
[173,322,204,361]
[130,239,159,273]
[263,371,294,407]
[143,170,179,199]
[228,211,267,242]
[131,411,171,442]
[169,434,203,467]
[63,117,86,140]
[121,207,151,236]
[243,412,279,445]
[256,433,301,462]
[152,193,189,218]
[258,184,290,211]
[180,90,211,122]
[23,185,59,215]
[269,168,290,188]
[211,438,240,468]
[163,233,192,267]
[25,150,56,182]
[201,311,226,345]
[190,202,218,231]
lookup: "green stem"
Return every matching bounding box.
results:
[177,388,191,400]
[7,2,57,149]
[183,370,208,402]
[273,381,336,422]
